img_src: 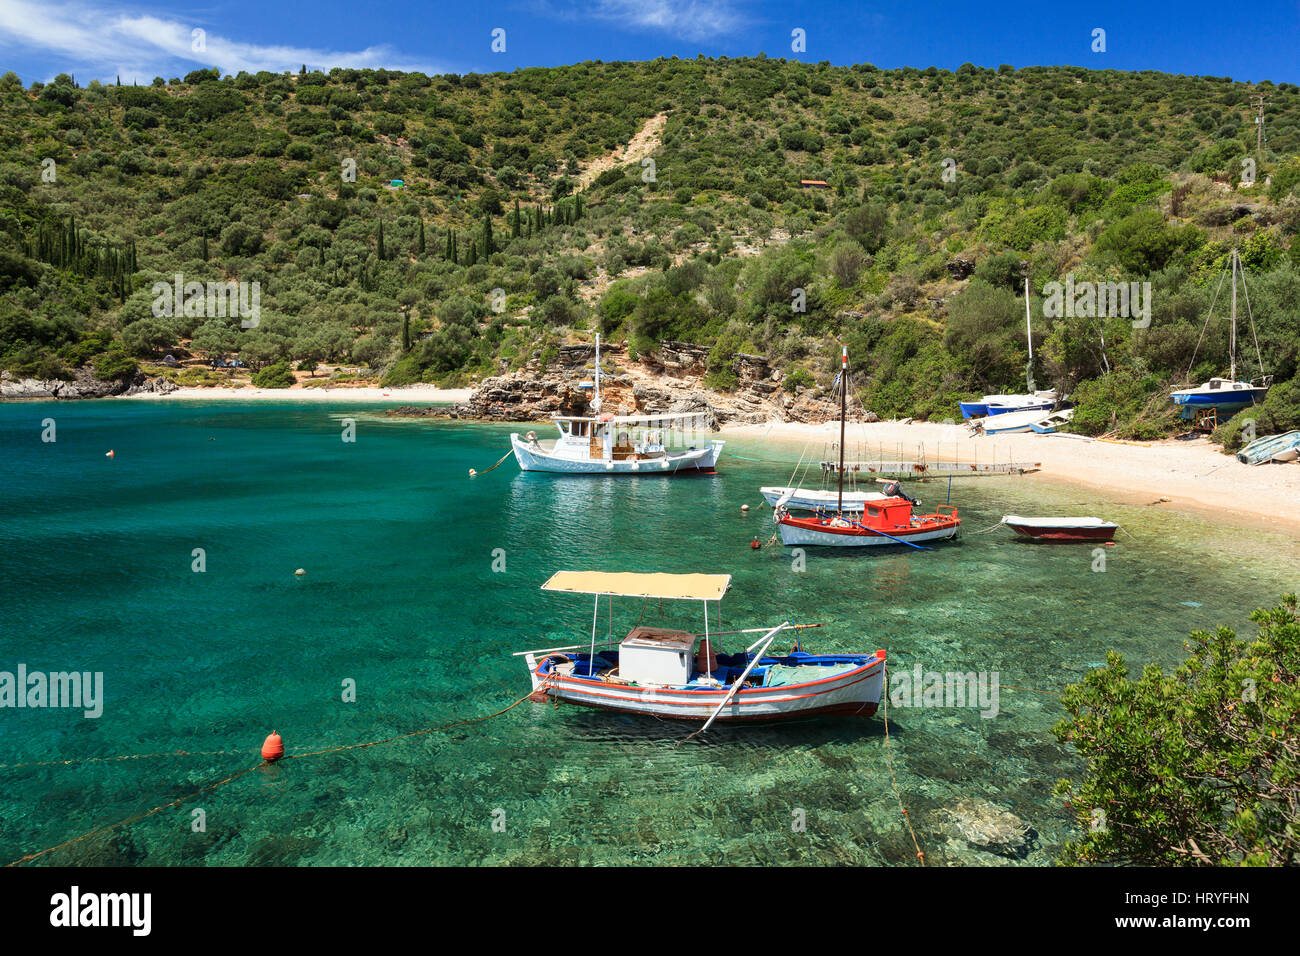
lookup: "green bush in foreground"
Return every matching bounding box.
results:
[1053,595,1300,866]
[250,361,295,388]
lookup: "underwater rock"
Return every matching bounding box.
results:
[945,798,1035,858]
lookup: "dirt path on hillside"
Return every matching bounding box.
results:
[577,112,668,189]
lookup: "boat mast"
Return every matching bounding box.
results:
[837,345,847,515]
[1024,276,1034,391]
[1229,249,1238,381]
[593,333,602,412]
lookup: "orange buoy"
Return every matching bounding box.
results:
[261,731,284,762]
[750,537,761,549]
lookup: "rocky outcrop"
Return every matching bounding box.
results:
[445,341,864,427]
[946,257,976,279]
[0,368,178,400]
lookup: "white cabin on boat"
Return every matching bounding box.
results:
[618,627,696,685]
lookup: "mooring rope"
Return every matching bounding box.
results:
[880,684,925,866]
[469,449,514,477]
[5,690,539,867]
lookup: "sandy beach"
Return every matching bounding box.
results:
[115,385,473,403]
[723,419,1300,534]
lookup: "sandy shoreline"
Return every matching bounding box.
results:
[721,419,1300,535]
[114,385,473,402]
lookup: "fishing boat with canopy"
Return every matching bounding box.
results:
[772,347,961,549]
[519,571,886,725]
[509,335,724,474]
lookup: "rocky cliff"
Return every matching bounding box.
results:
[433,341,871,426]
[0,368,178,400]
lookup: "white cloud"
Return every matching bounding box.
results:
[536,0,748,42]
[0,0,449,83]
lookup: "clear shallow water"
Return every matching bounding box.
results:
[1,401,1296,866]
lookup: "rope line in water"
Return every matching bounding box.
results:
[4,690,539,867]
[880,686,925,866]
[469,449,514,477]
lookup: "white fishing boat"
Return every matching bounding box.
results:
[519,571,885,725]
[509,334,724,475]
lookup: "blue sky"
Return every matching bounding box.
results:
[0,0,1297,85]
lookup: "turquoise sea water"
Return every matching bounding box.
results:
[1,400,1297,866]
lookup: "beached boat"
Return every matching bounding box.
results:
[960,392,1056,419]
[775,347,960,549]
[1028,409,1074,434]
[1236,430,1300,465]
[1001,515,1118,542]
[1170,249,1271,422]
[519,571,885,725]
[509,334,724,475]
[971,408,1057,435]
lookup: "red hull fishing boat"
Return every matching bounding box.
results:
[1000,515,1118,542]
[774,346,961,550]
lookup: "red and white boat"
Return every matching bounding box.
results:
[519,571,885,726]
[772,345,961,550]
[777,499,961,548]
[1000,514,1118,542]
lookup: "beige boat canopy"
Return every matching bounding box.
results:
[541,571,731,601]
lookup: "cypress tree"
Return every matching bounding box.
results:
[482,212,493,258]
[377,219,385,260]
[512,199,520,238]
[417,218,425,255]
[445,227,453,261]
[201,229,208,262]
[401,312,411,352]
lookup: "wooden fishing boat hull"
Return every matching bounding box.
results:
[510,434,723,474]
[1001,515,1117,542]
[777,513,960,547]
[526,651,886,721]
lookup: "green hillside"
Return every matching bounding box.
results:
[2,58,1299,441]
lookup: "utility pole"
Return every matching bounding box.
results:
[1252,92,1268,153]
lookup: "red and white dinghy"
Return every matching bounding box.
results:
[519,571,885,726]
[1000,514,1118,542]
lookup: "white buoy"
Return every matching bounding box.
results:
[468,468,478,477]
[294,568,306,577]
[741,504,750,512]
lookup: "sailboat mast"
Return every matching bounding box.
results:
[594,333,601,409]
[1229,250,1238,381]
[1024,276,1034,390]
[837,345,847,514]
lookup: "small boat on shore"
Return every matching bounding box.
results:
[1028,409,1074,434]
[1236,430,1300,465]
[1170,249,1271,422]
[520,571,885,725]
[1001,514,1118,542]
